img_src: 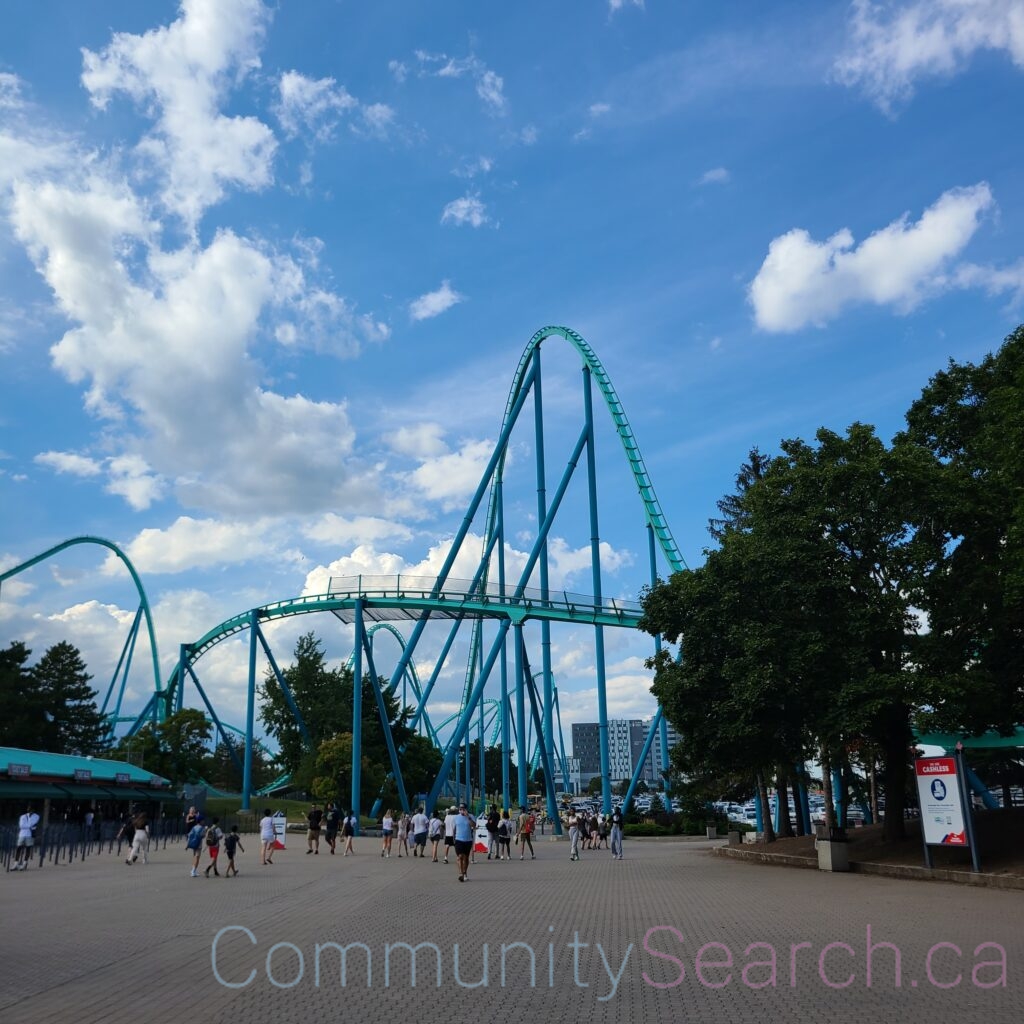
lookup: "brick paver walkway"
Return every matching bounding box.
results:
[2,836,1021,1023]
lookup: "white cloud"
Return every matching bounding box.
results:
[103,516,274,574]
[835,0,1024,113]
[749,183,995,332]
[441,194,489,228]
[388,60,408,84]
[609,0,646,12]
[698,166,730,185]
[409,280,465,321]
[414,51,508,114]
[105,454,165,510]
[385,423,449,459]
[518,125,538,145]
[34,451,103,477]
[80,0,276,227]
[952,259,1024,301]
[0,72,25,109]
[302,514,413,547]
[275,70,357,140]
[589,102,612,117]
[453,156,494,179]
[358,103,395,137]
[409,440,495,506]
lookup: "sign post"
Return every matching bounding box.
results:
[914,747,980,873]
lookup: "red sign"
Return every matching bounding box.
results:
[916,757,956,776]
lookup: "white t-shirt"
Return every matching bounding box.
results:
[18,812,40,841]
[444,812,457,838]
[411,812,429,835]
[259,815,275,841]
[382,815,394,831]
[429,816,443,838]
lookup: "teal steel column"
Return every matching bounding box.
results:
[514,623,527,808]
[176,644,189,715]
[583,366,612,816]
[351,599,364,829]
[624,706,662,813]
[242,609,258,810]
[497,479,511,810]
[532,347,555,815]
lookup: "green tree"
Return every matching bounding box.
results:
[113,708,212,783]
[0,641,46,748]
[206,735,276,793]
[31,641,108,755]
[900,325,1024,732]
[466,741,517,798]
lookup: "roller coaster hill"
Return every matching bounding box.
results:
[1,327,689,836]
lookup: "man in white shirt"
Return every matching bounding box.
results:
[443,806,458,864]
[12,805,40,871]
[410,806,430,857]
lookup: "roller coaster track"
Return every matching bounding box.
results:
[0,535,162,702]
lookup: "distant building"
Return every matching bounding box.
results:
[571,716,681,790]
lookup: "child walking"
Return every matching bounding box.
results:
[224,825,244,877]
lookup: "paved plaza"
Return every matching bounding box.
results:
[2,835,1022,1023]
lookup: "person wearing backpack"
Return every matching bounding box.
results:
[497,810,513,860]
[186,819,206,876]
[224,825,244,876]
[203,818,224,877]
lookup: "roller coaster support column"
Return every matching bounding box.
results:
[185,664,244,777]
[176,644,187,714]
[624,706,663,814]
[359,625,409,813]
[532,347,556,811]
[646,523,673,805]
[426,619,512,814]
[242,610,259,811]
[351,599,364,830]
[514,623,527,809]
[498,481,511,811]
[583,365,612,816]
[797,766,812,834]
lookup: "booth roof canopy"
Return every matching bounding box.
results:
[0,747,171,788]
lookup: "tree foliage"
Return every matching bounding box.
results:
[641,325,1024,843]
[0,640,107,755]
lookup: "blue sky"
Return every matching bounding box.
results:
[2,1,1024,744]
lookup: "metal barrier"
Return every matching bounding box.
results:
[1,817,189,873]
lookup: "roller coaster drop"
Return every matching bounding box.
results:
[1,327,687,834]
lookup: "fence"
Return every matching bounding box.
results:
[1,816,189,873]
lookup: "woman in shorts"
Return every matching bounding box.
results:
[381,809,394,858]
[396,813,409,857]
[259,808,276,865]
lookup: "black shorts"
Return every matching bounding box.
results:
[454,840,472,856]
[444,836,455,846]
[414,833,427,847]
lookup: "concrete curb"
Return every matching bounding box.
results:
[712,844,1024,890]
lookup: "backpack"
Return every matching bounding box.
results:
[186,824,205,850]
[205,827,220,848]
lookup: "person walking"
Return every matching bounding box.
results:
[203,818,224,877]
[224,826,245,876]
[428,809,444,862]
[127,811,149,865]
[516,805,536,860]
[258,808,276,865]
[443,806,457,864]
[306,803,323,855]
[486,805,500,860]
[187,817,206,876]
[410,806,429,858]
[497,810,513,860]
[11,805,40,871]
[396,812,409,857]
[341,810,357,855]
[453,803,475,882]
[381,809,394,858]
[609,805,624,860]
[568,810,581,861]
[324,802,340,855]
